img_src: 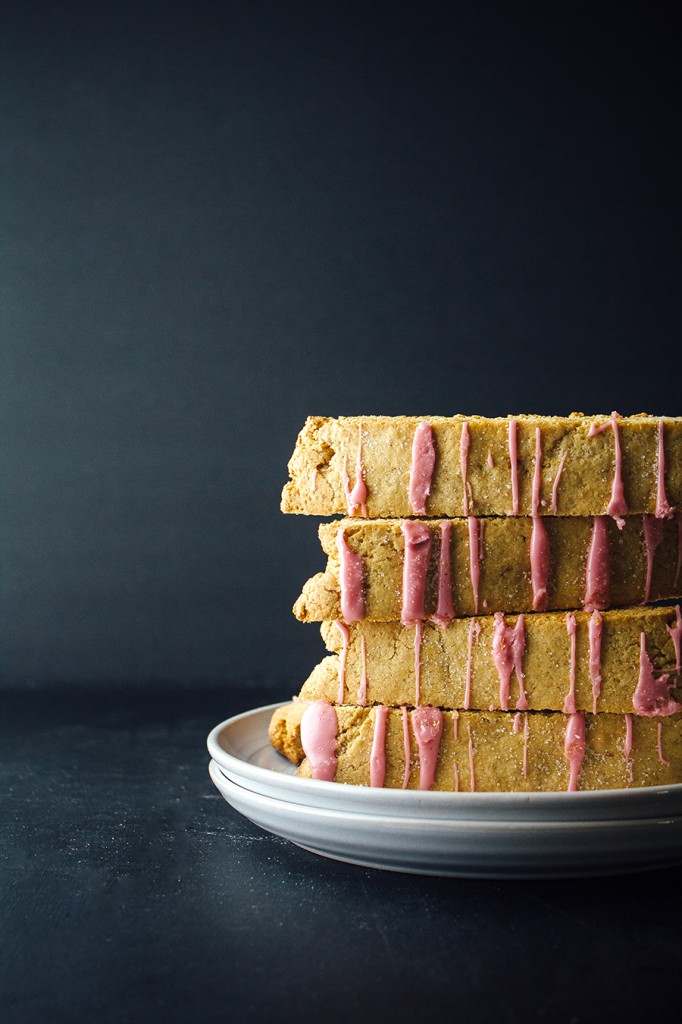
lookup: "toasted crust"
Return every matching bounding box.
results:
[282,414,682,518]
[293,516,681,622]
[295,607,682,713]
[270,702,682,791]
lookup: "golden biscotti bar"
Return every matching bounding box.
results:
[297,606,682,714]
[294,515,682,622]
[268,702,682,792]
[282,414,682,519]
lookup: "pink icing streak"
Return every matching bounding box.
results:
[357,635,368,705]
[467,723,476,792]
[508,419,519,515]
[333,619,349,703]
[401,706,411,789]
[411,707,444,791]
[624,714,634,782]
[532,427,542,516]
[588,610,603,714]
[584,516,610,611]
[667,605,682,672]
[492,613,527,711]
[336,528,365,622]
[642,514,664,604]
[460,422,470,515]
[564,712,586,791]
[463,618,481,709]
[452,715,460,790]
[413,620,423,706]
[549,451,568,513]
[656,419,674,519]
[530,517,550,611]
[530,427,550,609]
[633,632,682,716]
[513,713,529,777]
[401,521,432,624]
[409,421,436,515]
[467,516,481,613]
[300,701,338,781]
[657,721,670,767]
[369,706,388,787]
[431,521,455,626]
[487,450,494,469]
[588,413,628,527]
[563,612,577,714]
[342,424,367,517]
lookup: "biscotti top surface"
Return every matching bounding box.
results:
[282,413,682,519]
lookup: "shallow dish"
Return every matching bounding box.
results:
[206,704,682,876]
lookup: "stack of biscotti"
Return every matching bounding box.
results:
[269,414,682,791]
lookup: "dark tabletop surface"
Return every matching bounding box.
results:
[2,683,681,1024]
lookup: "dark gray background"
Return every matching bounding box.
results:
[1,1,680,687]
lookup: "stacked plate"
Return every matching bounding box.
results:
[207,703,682,878]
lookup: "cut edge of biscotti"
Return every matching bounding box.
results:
[293,515,682,622]
[281,413,682,519]
[269,701,682,792]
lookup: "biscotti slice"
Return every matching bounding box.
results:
[282,414,682,519]
[294,516,681,622]
[298,606,682,714]
[269,702,682,792]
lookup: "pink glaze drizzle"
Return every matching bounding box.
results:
[642,514,664,604]
[409,421,436,515]
[467,516,482,613]
[530,517,550,611]
[564,712,586,792]
[333,619,349,703]
[432,521,455,626]
[549,451,568,513]
[411,707,444,791]
[656,419,674,519]
[624,714,634,782]
[532,427,543,516]
[336,528,365,622]
[633,632,682,716]
[513,713,529,777]
[452,716,460,791]
[300,701,338,781]
[460,422,470,516]
[523,713,529,777]
[369,706,388,787]
[666,605,682,672]
[588,413,628,527]
[584,516,610,611]
[401,706,411,790]
[487,450,494,469]
[342,424,367,517]
[530,428,550,609]
[413,620,423,706]
[467,723,476,792]
[357,635,368,705]
[563,612,577,714]
[463,618,481,709]
[508,419,519,515]
[588,610,603,714]
[492,613,528,711]
[401,521,432,625]
[657,721,670,767]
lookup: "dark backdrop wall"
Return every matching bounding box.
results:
[0,2,680,687]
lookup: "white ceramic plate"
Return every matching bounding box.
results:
[206,704,682,877]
